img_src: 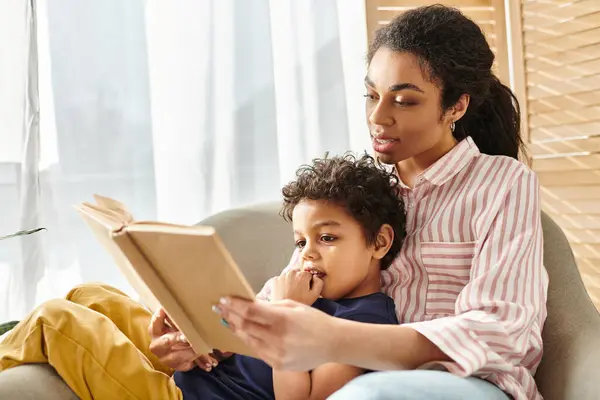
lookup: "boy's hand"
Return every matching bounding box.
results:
[194,350,234,372]
[149,308,234,372]
[270,269,324,305]
[149,308,199,371]
[195,349,233,372]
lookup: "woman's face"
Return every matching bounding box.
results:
[365,48,456,165]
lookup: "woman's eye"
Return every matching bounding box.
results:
[394,97,416,106]
[363,94,377,101]
[321,235,336,243]
[295,240,306,248]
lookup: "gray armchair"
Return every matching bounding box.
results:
[1,203,599,399]
[535,213,600,399]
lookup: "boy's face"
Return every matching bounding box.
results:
[292,199,384,300]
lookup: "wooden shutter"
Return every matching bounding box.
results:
[364,0,510,84]
[511,0,600,308]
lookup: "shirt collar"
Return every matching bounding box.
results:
[397,136,481,188]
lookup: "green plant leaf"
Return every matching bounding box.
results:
[0,228,47,241]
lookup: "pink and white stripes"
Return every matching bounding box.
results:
[260,137,548,400]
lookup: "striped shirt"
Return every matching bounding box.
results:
[258,137,548,400]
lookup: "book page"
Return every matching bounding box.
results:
[126,223,216,236]
[78,202,128,228]
[93,194,134,224]
[75,204,161,311]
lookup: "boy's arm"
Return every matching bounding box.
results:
[273,363,364,400]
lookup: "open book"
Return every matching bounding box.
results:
[74,195,256,357]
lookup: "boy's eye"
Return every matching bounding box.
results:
[320,235,336,243]
[295,240,306,248]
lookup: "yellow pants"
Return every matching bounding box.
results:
[0,283,183,400]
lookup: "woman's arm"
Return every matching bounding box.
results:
[331,322,449,370]
[216,299,447,371]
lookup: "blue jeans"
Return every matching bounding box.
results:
[329,370,510,400]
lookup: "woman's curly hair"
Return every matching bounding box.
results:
[281,153,406,270]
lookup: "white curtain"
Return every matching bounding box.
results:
[0,0,370,321]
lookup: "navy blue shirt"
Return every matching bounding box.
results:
[174,292,398,400]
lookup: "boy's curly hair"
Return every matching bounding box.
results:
[281,153,406,270]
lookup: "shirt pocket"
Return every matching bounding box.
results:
[420,241,476,317]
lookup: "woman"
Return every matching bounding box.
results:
[153,5,547,400]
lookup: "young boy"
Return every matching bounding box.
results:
[0,153,406,400]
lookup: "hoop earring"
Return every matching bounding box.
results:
[450,121,456,132]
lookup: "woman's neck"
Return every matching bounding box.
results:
[396,135,458,188]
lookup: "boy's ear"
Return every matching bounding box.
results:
[373,224,394,260]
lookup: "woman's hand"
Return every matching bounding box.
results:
[270,269,324,305]
[215,298,340,371]
[148,308,200,371]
